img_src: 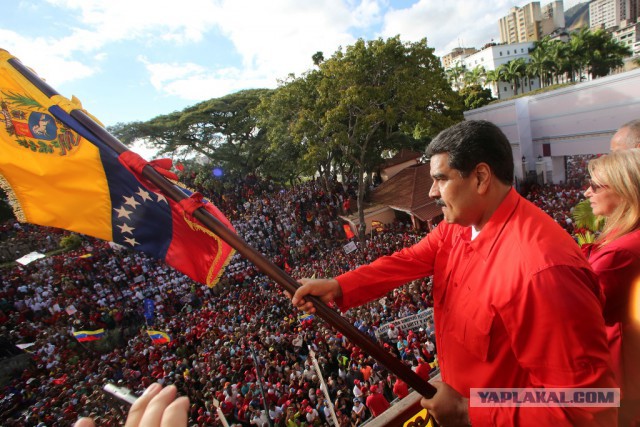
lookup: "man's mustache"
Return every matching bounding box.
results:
[435,199,446,207]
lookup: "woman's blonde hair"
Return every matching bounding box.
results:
[588,148,640,246]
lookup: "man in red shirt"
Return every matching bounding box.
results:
[365,385,390,417]
[292,120,617,426]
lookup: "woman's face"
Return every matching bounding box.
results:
[584,175,622,217]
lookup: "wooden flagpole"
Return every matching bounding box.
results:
[9,56,438,402]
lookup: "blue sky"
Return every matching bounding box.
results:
[2,0,584,135]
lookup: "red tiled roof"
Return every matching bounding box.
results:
[371,163,442,221]
[381,149,422,169]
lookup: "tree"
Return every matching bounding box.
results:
[585,28,631,78]
[109,89,273,179]
[527,44,549,88]
[445,62,467,90]
[502,58,526,96]
[459,84,494,110]
[261,36,462,241]
[321,37,462,240]
[485,68,504,99]
[528,37,553,87]
[463,66,486,88]
[256,71,331,187]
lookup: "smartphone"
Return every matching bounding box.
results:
[103,383,138,405]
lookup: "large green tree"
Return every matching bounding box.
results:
[261,36,462,241]
[109,88,273,178]
[459,84,494,110]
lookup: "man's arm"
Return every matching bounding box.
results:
[292,223,445,312]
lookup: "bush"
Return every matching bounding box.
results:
[60,234,82,249]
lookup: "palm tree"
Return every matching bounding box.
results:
[568,28,590,82]
[527,47,548,88]
[463,65,486,88]
[585,28,632,78]
[485,68,504,99]
[502,58,526,96]
[446,62,467,90]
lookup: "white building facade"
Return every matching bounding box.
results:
[461,42,541,99]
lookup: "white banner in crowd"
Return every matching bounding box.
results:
[375,308,434,339]
[343,241,357,254]
[15,251,45,265]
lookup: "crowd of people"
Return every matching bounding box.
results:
[0,146,607,426]
[0,175,441,426]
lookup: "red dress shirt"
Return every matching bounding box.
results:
[337,188,616,426]
[588,228,640,425]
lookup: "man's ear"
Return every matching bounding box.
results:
[475,163,491,194]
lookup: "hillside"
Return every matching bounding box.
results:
[565,1,591,32]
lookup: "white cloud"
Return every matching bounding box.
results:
[139,57,273,100]
[380,0,522,56]
[4,0,591,121]
[0,29,96,85]
[136,0,382,100]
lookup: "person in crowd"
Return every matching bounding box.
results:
[584,149,640,427]
[73,383,189,427]
[391,374,409,400]
[610,119,640,151]
[291,120,617,426]
[365,385,390,417]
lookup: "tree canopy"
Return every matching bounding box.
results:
[258,36,463,240]
[109,88,273,179]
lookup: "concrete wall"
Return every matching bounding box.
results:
[465,68,640,183]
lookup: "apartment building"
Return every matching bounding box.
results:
[499,1,566,43]
[589,0,636,29]
[440,47,478,69]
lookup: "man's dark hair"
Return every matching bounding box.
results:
[425,120,514,185]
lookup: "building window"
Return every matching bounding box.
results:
[507,50,510,54]
[500,51,503,56]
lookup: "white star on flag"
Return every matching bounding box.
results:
[117,223,135,235]
[156,193,167,204]
[114,206,133,219]
[123,195,140,209]
[136,187,153,202]
[124,236,139,247]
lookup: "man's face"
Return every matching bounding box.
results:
[429,153,480,227]
[610,127,630,151]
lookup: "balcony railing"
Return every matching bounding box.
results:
[362,373,440,427]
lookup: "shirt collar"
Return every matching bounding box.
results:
[468,187,520,260]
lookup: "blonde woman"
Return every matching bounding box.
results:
[585,148,640,427]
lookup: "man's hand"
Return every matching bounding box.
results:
[289,278,342,314]
[420,381,471,427]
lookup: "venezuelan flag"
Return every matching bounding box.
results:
[147,330,171,345]
[0,49,235,286]
[73,329,105,342]
[298,313,315,323]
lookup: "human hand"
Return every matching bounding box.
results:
[420,381,471,427]
[289,278,342,314]
[74,384,189,427]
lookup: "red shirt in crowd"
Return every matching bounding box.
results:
[336,188,616,426]
[392,379,409,399]
[365,391,390,417]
